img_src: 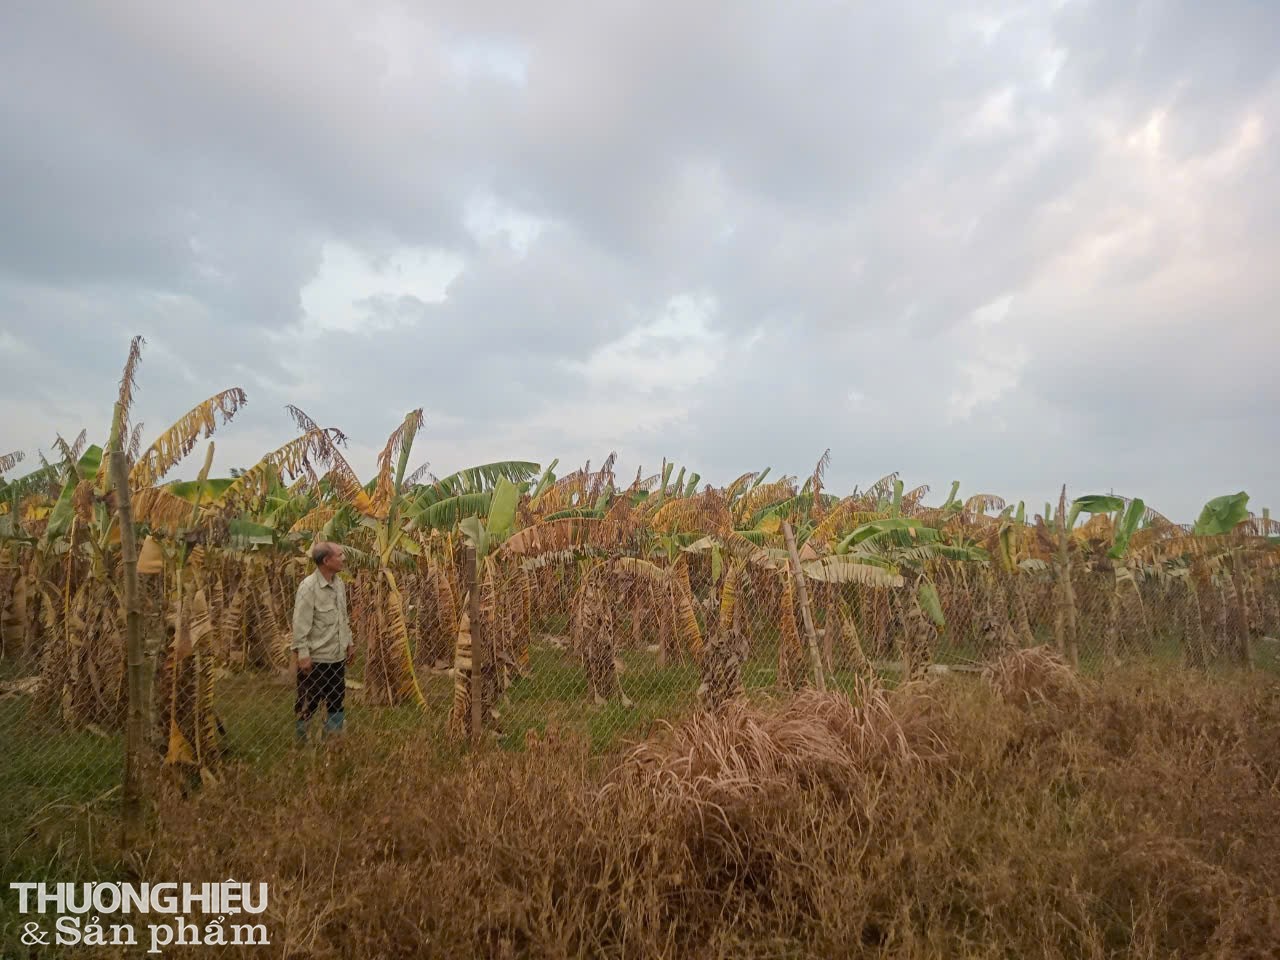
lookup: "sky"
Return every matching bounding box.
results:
[1,0,1277,522]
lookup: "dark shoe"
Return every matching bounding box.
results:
[322,709,345,737]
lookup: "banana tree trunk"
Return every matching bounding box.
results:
[818,584,836,673]
[581,575,619,704]
[629,591,643,650]
[1229,551,1253,667]
[697,564,747,711]
[955,564,975,648]
[839,597,870,675]
[366,567,427,708]
[777,572,804,689]
[1012,575,1035,646]
[654,583,674,666]
[1182,576,1209,670]
[1104,576,1120,668]
[1118,572,1152,656]
[1264,571,1279,637]
[1214,580,1231,661]
[0,555,29,660]
[903,594,934,681]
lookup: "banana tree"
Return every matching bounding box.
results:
[830,513,986,677]
[445,471,526,738]
[0,450,36,659]
[0,442,86,662]
[34,336,248,729]
[1190,492,1259,666]
[1067,494,1150,666]
[992,500,1041,647]
[346,409,431,708]
[215,406,432,705]
[142,440,226,780]
[566,554,701,708]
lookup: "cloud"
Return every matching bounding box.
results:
[947,295,1028,424]
[291,242,464,337]
[1,0,1278,521]
[573,293,724,393]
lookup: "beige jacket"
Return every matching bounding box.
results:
[291,569,353,663]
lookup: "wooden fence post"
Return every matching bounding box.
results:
[782,521,826,692]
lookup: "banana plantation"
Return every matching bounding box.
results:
[2,337,1279,785]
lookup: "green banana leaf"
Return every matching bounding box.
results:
[918,581,945,626]
[1067,494,1125,532]
[487,477,521,539]
[411,491,494,529]
[167,477,236,504]
[44,445,104,542]
[1107,498,1145,559]
[1193,492,1250,537]
[836,518,938,553]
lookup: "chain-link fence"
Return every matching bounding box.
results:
[3,518,1279,869]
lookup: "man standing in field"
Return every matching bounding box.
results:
[292,541,354,742]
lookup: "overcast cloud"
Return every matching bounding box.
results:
[1,0,1277,521]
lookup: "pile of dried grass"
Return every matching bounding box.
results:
[982,644,1087,710]
[611,678,936,810]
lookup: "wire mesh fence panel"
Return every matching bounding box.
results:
[1,560,127,855]
[5,487,1280,868]
[0,648,124,848]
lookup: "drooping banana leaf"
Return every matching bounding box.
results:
[410,491,494,529]
[459,515,489,556]
[1067,494,1125,532]
[1192,492,1250,537]
[529,458,559,504]
[997,523,1015,573]
[44,445,103,542]
[166,477,237,504]
[542,507,603,522]
[228,518,278,547]
[917,580,945,626]
[941,481,961,513]
[836,518,939,553]
[427,461,540,499]
[1107,498,1146,559]
[801,555,904,587]
[487,476,521,539]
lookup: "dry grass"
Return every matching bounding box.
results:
[613,676,939,807]
[28,666,1280,959]
[981,644,1086,711]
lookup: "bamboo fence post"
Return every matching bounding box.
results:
[782,521,826,692]
[1055,485,1080,670]
[467,546,485,744]
[109,420,146,853]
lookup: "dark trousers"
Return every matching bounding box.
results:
[295,661,345,721]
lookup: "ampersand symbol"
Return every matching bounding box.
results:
[21,921,50,945]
